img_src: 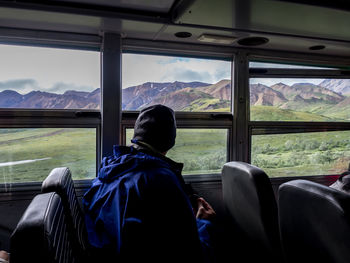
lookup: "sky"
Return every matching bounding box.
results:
[0,44,328,95]
[122,53,231,88]
[0,44,231,94]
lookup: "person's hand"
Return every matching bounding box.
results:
[195,197,216,220]
[0,250,9,262]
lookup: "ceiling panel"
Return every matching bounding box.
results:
[177,0,350,42]
[56,0,176,13]
[0,7,101,35]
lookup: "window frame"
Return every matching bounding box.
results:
[0,31,102,190]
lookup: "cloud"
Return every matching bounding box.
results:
[169,69,212,83]
[122,54,231,88]
[48,82,96,94]
[0,79,40,94]
[250,78,323,86]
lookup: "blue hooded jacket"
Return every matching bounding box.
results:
[83,145,213,263]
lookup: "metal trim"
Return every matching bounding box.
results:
[0,0,171,24]
[101,33,122,157]
[249,54,350,69]
[250,121,350,135]
[122,38,236,58]
[249,68,350,78]
[122,111,233,128]
[0,27,101,50]
[233,51,249,162]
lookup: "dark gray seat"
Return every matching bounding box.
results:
[222,161,282,263]
[279,179,350,263]
[10,192,78,263]
[41,167,90,260]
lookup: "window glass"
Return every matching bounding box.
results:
[0,128,96,184]
[122,53,231,112]
[250,78,350,121]
[0,44,100,109]
[251,131,350,177]
[126,128,228,175]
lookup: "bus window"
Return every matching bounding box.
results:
[251,131,350,177]
[249,60,350,177]
[0,43,100,184]
[250,78,350,122]
[122,53,231,112]
[0,128,96,184]
[0,44,100,109]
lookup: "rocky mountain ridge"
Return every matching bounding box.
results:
[0,79,349,111]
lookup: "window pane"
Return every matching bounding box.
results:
[250,78,350,121]
[251,131,350,177]
[0,44,100,109]
[0,128,96,184]
[122,53,231,112]
[126,128,228,175]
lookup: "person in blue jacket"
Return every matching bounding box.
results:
[83,104,216,263]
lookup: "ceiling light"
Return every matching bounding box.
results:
[174,32,192,38]
[237,37,269,46]
[309,45,325,50]
[198,34,237,44]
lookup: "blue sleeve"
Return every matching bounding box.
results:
[197,219,216,263]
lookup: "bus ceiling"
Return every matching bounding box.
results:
[0,0,349,57]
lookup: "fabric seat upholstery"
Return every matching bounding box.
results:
[222,161,282,263]
[10,192,78,263]
[279,179,350,263]
[41,167,90,259]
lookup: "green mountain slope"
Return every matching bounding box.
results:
[251,105,334,121]
[319,97,350,121]
[183,98,230,112]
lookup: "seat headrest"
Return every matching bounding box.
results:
[279,179,350,263]
[222,161,279,254]
[10,192,77,263]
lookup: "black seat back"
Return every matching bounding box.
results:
[222,161,282,262]
[10,192,78,263]
[279,179,350,263]
[41,167,89,255]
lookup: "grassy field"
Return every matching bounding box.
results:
[0,128,96,184]
[252,131,350,177]
[2,125,349,184]
[126,129,228,175]
[1,128,227,184]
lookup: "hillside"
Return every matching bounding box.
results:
[250,105,334,121]
[122,81,211,110]
[250,81,350,121]
[250,84,288,106]
[0,89,100,109]
[319,79,350,95]
[197,79,231,100]
[1,78,350,119]
[145,87,213,110]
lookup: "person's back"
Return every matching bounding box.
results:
[83,105,214,263]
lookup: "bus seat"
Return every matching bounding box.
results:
[41,167,90,259]
[10,192,78,263]
[222,161,282,263]
[279,179,350,263]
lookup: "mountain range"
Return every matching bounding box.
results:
[0,89,100,109]
[1,79,350,119]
